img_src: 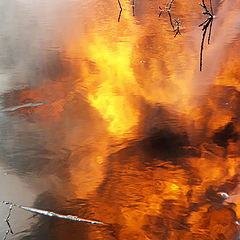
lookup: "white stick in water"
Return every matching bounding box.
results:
[2,201,104,225]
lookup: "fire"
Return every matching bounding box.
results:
[84,35,141,136]
[12,0,240,239]
[64,3,143,137]
[65,1,199,139]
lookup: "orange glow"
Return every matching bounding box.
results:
[64,1,199,139]
[15,0,240,239]
[84,34,141,136]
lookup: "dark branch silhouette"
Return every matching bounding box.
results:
[118,0,122,11]
[173,18,181,37]
[159,1,181,37]
[167,11,175,30]
[158,5,164,17]
[117,0,122,22]
[132,0,135,16]
[199,0,215,71]
[118,9,122,22]
[2,204,14,240]
[159,0,174,19]
[117,0,135,22]
[166,0,174,12]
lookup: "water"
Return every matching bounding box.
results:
[1,0,240,239]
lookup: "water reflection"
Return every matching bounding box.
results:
[1,0,240,239]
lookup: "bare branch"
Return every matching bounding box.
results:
[199,18,210,27]
[118,0,122,11]
[199,0,215,71]
[200,19,211,71]
[118,9,122,22]
[168,0,174,11]
[2,230,10,240]
[173,18,181,37]
[132,0,135,16]
[208,20,213,44]
[168,11,175,30]
[209,0,213,15]
[2,204,14,240]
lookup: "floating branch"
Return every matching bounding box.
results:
[167,10,175,30]
[173,18,181,37]
[117,0,122,11]
[159,0,174,17]
[2,204,14,240]
[158,0,174,18]
[117,0,135,21]
[132,0,135,16]
[118,9,122,22]
[117,0,122,22]
[199,0,215,71]
[158,5,164,17]
[159,0,181,37]
[1,201,104,226]
[166,0,174,12]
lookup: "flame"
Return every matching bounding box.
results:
[64,1,200,139]
[82,34,141,136]
[13,0,240,238]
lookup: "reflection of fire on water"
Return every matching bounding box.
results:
[11,0,240,239]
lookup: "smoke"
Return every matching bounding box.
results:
[0,0,95,94]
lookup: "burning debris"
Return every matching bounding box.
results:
[199,0,215,71]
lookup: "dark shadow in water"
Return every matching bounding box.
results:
[212,121,238,148]
[7,123,239,239]
[2,91,240,239]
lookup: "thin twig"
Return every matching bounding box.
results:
[200,20,211,71]
[5,205,12,222]
[2,230,10,240]
[118,9,122,22]
[167,11,175,30]
[132,0,135,16]
[2,205,14,240]
[5,221,13,235]
[167,0,174,11]
[209,0,213,15]
[199,0,215,71]
[173,18,181,37]
[208,20,213,44]
[199,18,210,27]
[159,0,181,37]
[118,0,122,11]
[158,5,164,17]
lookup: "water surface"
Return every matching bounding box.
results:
[1,0,240,239]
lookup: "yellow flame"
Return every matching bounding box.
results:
[86,35,141,136]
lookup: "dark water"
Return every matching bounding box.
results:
[1,0,240,239]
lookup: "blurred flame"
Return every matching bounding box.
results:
[14,0,240,238]
[84,35,141,136]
